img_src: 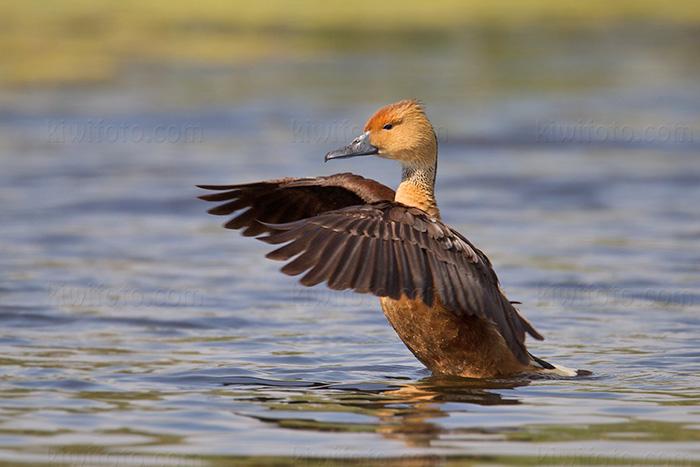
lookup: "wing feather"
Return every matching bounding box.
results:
[300,232,348,287]
[327,235,362,290]
[279,229,334,277]
[353,236,378,294]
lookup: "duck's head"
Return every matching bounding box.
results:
[325,100,437,168]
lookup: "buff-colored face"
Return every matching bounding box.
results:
[363,100,437,165]
[324,100,437,167]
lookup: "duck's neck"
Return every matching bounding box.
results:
[395,159,441,219]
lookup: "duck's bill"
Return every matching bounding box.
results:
[324,131,379,162]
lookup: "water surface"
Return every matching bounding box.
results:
[1,24,700,466]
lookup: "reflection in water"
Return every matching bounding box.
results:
[226,374,530,449]
[371,376,526,448]
[213,370,699,466]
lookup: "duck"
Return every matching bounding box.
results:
[198,100,581,378]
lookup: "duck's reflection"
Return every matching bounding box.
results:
[228,374,532,448]
[363,375,528,447]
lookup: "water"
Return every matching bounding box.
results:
[1,24,700,466]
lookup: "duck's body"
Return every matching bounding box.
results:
[199,100,578,378]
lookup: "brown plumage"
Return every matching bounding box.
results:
[198,100,579,378]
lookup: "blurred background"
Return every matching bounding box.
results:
[1,1,700,465]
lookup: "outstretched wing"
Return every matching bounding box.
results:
[198,174,541,364]
[260,201,543,365]
[197,172,395,236]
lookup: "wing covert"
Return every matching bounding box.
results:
[197,173,394,236]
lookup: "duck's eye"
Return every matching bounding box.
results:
[382,123,393,130]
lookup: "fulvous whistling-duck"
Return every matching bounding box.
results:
[198,100,581,378]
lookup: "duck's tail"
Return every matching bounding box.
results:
[528,353,590,377]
